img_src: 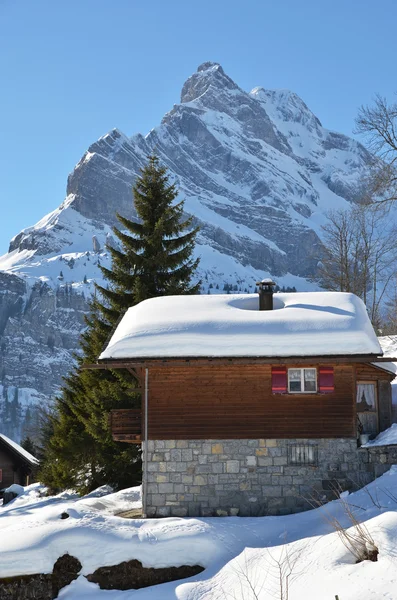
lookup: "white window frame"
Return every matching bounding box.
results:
[288,368,317,394]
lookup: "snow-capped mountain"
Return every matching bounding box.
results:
[0,62,376,440]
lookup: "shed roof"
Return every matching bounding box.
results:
[99,292,382,361]
[0,434,39,466]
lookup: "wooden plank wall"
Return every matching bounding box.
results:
[147,364,355,440]
[356,364,394,382]
[0,448,19,488]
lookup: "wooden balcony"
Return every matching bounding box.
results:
[109,409,142,444]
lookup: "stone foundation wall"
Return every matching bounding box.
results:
[144,438,373,517]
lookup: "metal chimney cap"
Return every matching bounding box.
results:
[256,279,276,287]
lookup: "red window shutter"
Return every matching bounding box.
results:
[272,367,287,394]
[319,366,334,393]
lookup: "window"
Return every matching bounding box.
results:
[356,383,376,412]
[289,444,317,466]
[288,368,317,393]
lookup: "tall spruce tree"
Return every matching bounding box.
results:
[39,156,200,492]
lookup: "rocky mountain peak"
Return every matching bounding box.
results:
[250,87,322,131]
[180,62,238,103]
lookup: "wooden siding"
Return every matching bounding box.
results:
[109,409,142,443]
[0,448,30,488]
[147,363,355,440]
[356,363,395,382]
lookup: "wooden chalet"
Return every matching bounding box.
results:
[91,282,397,517]
[0,434,39,492]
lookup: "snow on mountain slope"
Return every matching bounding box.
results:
[0,62,382,440]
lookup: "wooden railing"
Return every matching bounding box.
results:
[109,409,142,444]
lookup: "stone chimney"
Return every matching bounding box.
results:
[256,279,276,311]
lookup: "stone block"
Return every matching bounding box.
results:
[230,508,240,516]
[282,485,299,497]
[170,473,182,483]
[266,439,278,447]
[248,440,259,447]
[202,443,212,454]
[212,463,224,474]
[165,440,176,449]
[152,453,165,462]
[256,448,268,456]
[171,507,188,517]
[196,465,212,474]
[261,485,282,497]
[188,502,200,514]
[147,483,158,494]
[240,482,250,491]
[198,455,208,464]
[226,460,240,473]
[216,509,228,517]
[176,462,188,472]
[258,457,273,467]
[194,475,207,486]
[151,494,166,507]
[267,447,283,457]
[155,474,169,483]
[274,456,288,466]
[267,497,284,508]
[238,446,252,456]
[157,506,171,517]
[212,443,224,454]
[176,440,188,448]
[182,449,193,462]
[170,449,182,462]
[158,483,174,494]
[182,475,193,484]
[208,474,219,484]
[201,507,214,517]
[258,473,272,485]
[278,475,292,485]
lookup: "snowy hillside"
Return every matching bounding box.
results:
[2,471,397,598]
[0,61,384,439]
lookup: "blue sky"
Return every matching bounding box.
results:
[1,0,396,254]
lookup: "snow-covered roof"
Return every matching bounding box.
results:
[100,292,382,361]
[0,434,39,466]
[374,336,397,375]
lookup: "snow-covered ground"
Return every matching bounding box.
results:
[2,472,397,599]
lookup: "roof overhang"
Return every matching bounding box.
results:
[83,354,397,370]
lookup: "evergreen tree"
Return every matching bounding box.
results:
[21,436,37,457]
[40,155,200,493]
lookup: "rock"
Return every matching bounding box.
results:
[2,492,18,506]
[0,553,81,600]
[52,554,82,599]
[87,558,204,590]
